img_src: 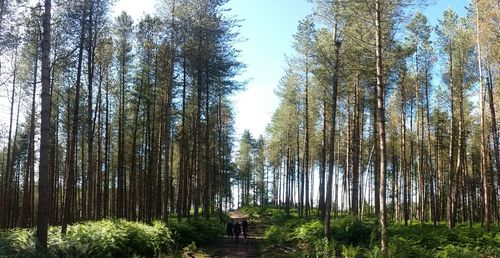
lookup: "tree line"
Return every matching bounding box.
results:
[0,0,242,248]
[233,0,499,254]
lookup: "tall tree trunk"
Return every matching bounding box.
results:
[104,72,110,218]
[304,64,310,219]
[203,71,211,219]
[352,72,361,217]
[130,74,144,221]
[475,3,489,230]
[375,0,387,253]
[324,24,340,240]
[400,66,409,225]
[62,5,86,234]
[22,46,39,227]
[447,46,457,229]
[86,0,95,220]
[485,64,499,218]
[319,91,327,220]
[163,44,175,222]
[0,51,17,229]
[177,56,187,221]
[96,66,103,219]
[37,0,51,248]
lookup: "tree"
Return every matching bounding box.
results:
[292,15,315,218]
[114,11,133,219]
[62,0,88,233]
[36,0,51,249]
[236,130,254,207]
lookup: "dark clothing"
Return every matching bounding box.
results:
[242,220,248,239]
[234,222,241,241]
[226,222,234,237]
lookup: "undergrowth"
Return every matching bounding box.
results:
[0,218,223,258]
[243,205,500,258]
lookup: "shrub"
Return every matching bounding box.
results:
[342,244,363,258]
[435,244,480,258]
[0,228,53,257]
[263,225,289,245]
[388,237,431,258]
[292,220,323,253]
[57,219,175,258]
[167,218,223,248]
[0,228,35,256]
[313,237,334,257]
[332,216,373,247]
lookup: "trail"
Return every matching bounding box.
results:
[193,211,262,258]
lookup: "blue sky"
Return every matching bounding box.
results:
[225,0,315,139]
[224,0,469,139]
[113,0,469,141]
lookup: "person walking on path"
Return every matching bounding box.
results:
[242,219,248,240]
[233,221,242,242]
[226,219,234,240]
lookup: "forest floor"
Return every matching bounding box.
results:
[188,211,262,257]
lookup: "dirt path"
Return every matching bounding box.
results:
[193,211,262,258]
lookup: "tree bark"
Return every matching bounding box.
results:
[324,23,340,240]
[475,3,489,230]
[375,0,387,253]
[37,0,51,248]
[62,4,86,234]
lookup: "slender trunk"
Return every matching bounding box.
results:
[22,46,39,227]
[37,0,51,248]
[0,51,17,229]
[104,72,110,218]
[324,25,340,240]
[130,73,144,221]
[485,64,500,216]
[86,1,95,220]
[319,93,326,220]
[400,66,409,225]
[177,57,187,221]
[375,0,387,253]
[447,46,457,229]
[425,75,436,225]
[352,72,361,217]
[163,45,175,221]
[475,4,489,230]
[62,6,86,234]
[304,64,310,218]
[203,71,211,219]
[96,66,103,219]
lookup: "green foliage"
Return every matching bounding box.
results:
[341,244,364,258]
[388,237,431,258]
[0,228,35,255]
[292,220,324,254]
[388,223,500,257]
[167,218,224,248]
[0,218,223,257]
[245,206,500,257]
[313,237,333,257]
[331,216,374,247]
[435,244,480,258]
[58,219,175,257]
[0,228,51,257]
[262,225,290,245]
